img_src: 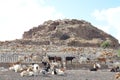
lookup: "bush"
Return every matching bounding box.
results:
[117,49,120,57]
[100,41,110,49]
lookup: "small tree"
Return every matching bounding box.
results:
[100,41,110,49]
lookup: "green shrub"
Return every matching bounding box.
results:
[117,49,120,57]
[100,41,110,49]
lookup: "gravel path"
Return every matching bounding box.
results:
[0,69,116,80]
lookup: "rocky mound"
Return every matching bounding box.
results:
[22,19,119,48]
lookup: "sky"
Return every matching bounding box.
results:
[0,0,120,43]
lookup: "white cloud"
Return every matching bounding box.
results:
[0,0,64,41]
[92,7,120,43]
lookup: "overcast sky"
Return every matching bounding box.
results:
[0,0,120,43]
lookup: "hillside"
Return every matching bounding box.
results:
[22,19,119,48]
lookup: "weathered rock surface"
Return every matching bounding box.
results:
[22,19,119,48]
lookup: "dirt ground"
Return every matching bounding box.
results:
[0,63,117,80]
[0,69,116,80]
